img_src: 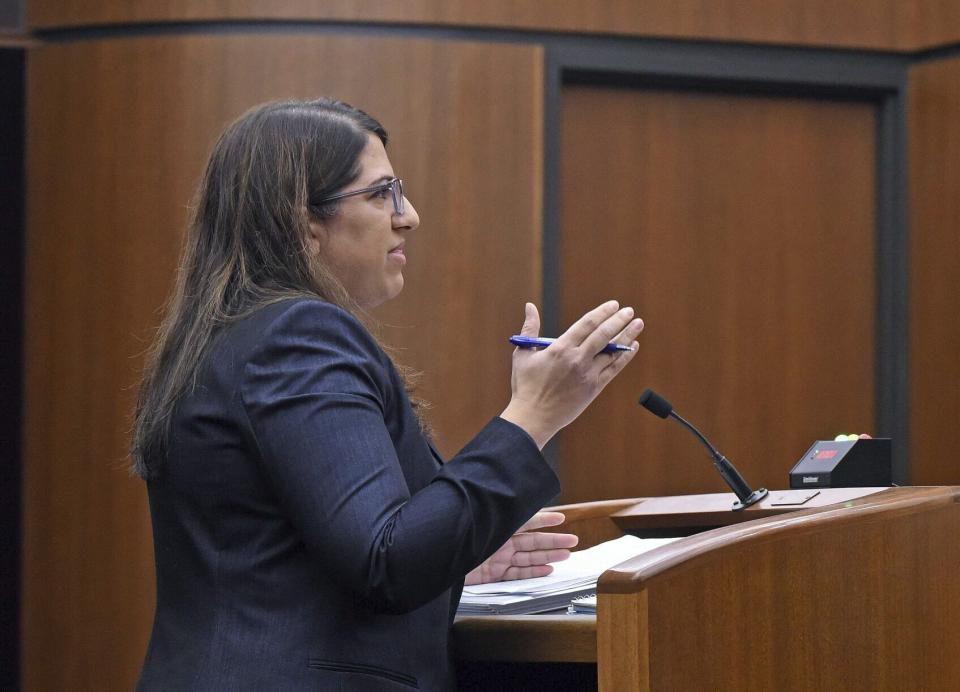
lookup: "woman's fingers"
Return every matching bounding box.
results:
[611,317,645,347]
[556,300,640,356]
[510,530,579,553]
[509,547,573,568]
[515,510,566,533]
[580,306,637,356]
[598,348,637,387]
[518,302,541,337]
[556,300,620,347]
[500,564,555,581]
[592,317,644,367]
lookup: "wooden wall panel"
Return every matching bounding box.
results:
[908,58,960,485]
[24,34,542,691]
[558,86,876,502]
[24,0,960,52]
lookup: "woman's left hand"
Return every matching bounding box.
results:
[464,511,579,586]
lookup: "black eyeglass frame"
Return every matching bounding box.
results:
[312,177,404,215]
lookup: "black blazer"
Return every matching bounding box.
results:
[137,299,559,691]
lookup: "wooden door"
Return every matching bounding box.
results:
[558,85,877,501]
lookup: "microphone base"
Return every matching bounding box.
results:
[731,487,768,512]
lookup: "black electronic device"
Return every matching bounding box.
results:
[789,438,892,488]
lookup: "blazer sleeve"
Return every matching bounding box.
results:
[240,300,560,613]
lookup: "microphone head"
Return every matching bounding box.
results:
[639,389,673,419]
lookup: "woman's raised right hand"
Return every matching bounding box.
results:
[500,301,644,449]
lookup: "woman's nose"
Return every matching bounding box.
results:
[394,197,419,232]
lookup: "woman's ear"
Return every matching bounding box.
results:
[304,208,325,256]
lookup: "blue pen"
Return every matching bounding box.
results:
[509,335,635,354]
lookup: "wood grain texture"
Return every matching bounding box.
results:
[542,497,643,549]
[597,486,960,690]
[597,592,648,692]
[908,58,960,486]
[24,0,960,51]
[24,34,542,692]
[453,615,596,663]
[558,86,877,503]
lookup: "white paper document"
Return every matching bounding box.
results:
[457,534,679,615]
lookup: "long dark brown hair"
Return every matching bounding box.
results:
[132,98,421,479]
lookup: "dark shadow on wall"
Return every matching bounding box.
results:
[0,46,24,692]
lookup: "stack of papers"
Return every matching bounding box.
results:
[457,535,679,615]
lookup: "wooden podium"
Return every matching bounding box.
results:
[454,486,960,690]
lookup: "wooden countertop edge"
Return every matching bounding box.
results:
[599,486,960,594]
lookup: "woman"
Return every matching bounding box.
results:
[133,98,644,690]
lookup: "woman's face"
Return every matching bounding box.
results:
[308,134,420,309]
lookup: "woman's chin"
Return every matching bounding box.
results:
[359,278,404,310]
[386,276,405,302]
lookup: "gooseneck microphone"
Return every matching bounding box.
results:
[639,389,768,511]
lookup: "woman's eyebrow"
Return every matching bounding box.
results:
[364,174,395,187]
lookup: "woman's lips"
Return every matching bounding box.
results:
[388,245,406,265]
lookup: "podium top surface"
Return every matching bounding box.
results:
[610,486,887,531]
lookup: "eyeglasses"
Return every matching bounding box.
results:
[313,177,404,215]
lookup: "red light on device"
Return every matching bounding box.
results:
[815,450,838,460]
